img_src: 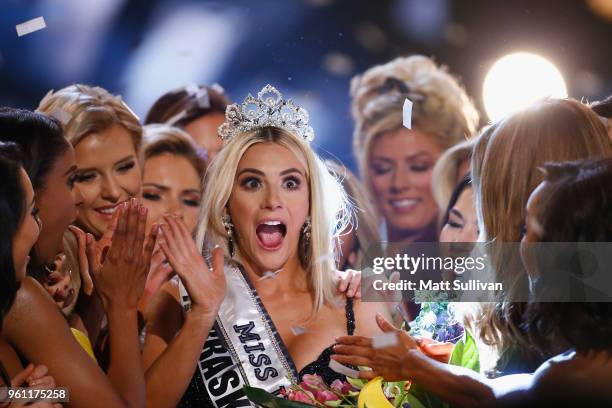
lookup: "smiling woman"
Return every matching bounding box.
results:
[38,85,143,239]
[351,55,479,245]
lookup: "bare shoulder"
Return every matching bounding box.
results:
[351,297,393,336]
[530,351,612,403]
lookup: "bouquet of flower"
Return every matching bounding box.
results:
[244,373,424,407]
[409,301,464,344]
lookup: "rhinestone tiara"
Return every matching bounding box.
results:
[218,84,314,143]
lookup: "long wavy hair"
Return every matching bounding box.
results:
[471,99,612,364]
[0,142,26,326]
[196,127,352,313]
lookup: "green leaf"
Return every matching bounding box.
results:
[324,401,341,407]
[243,386,316,407]
[346,377,365,390]
[448,330,480,373]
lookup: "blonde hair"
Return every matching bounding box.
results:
[431,137,478,223]
[351,55,479,183]
[472,98,612,360]
[325,160,382,268]
[142,124,207,177]
[196,127,351,312]
[37,84,142,150]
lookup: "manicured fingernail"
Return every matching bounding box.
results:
[140,206,147,215]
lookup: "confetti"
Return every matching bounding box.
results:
[372,332,398,349]
[50,107,72,126]
[211,83,225,94]
[291,326,307,336]
[16,16,46,37]
[329,360,360,378]
[403,98,413,129]
[165,109,188,126]
[258,268,282,281]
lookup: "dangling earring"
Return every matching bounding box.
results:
[222,214,235,257]
[299,216,312,265]
[302,216,311,245]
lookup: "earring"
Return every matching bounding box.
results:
[222,214,235,257]
[302,216,311,244]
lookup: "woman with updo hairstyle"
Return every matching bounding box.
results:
[351,55,479,245]
[141,124,207,234]
[138,124,207,314]
[38,84,143,240]
[145,84,230,161]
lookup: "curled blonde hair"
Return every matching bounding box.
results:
[196,127,351,312]
[351,55,479,182]
[472,99,612,363]
[37,84,142,150]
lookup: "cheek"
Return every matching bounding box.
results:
[119,169,143,196]
[182,206,200,234]
[369,173,390,194]
[78,183,101,207]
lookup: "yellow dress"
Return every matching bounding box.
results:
[70,328,97,362]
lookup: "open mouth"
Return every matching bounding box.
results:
[255,220,287,251]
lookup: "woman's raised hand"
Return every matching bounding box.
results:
[85,198,156,312]
[158,215,226,319]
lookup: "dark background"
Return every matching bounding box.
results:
[2,0,611,170]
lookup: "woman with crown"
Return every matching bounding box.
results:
[142,85,392,407]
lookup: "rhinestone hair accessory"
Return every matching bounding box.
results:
[218,84,314,143]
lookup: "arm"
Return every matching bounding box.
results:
[3,278,129,408]
[143,216,227,408]
[401,349,496,408]
[143,283,216,408]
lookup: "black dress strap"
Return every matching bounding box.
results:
[345,298,356,335]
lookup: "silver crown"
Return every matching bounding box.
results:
[218,84,314,143]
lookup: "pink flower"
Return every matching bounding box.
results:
[315,390,339,403]
[330,379,353,394]
[301,374,325,393]
[287,389,315,403]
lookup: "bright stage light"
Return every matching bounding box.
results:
[482,52,568,122]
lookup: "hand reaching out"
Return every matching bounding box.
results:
[3,364,62,408]
[331,313,420,381]
[158,215,226,319]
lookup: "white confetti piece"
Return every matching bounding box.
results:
[50,107,71,126]
[372,332,398,349]
[403,98,413,129]
[16,16,46,37]
[291,325,307,336]
[258,268,282,281]
[165,109,188,126]
[211,83,225,94]
[185,83,200,95]
[329,359,360,378]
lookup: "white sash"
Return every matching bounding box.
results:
[178,262,296,407]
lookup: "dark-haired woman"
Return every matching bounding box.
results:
[145,84,231,161]
[0,142,61,408]
[0,109,155,408]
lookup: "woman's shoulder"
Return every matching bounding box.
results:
[529,350,612,404]
[350,296,393,336]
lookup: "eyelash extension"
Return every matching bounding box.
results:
[142,192,161,201]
